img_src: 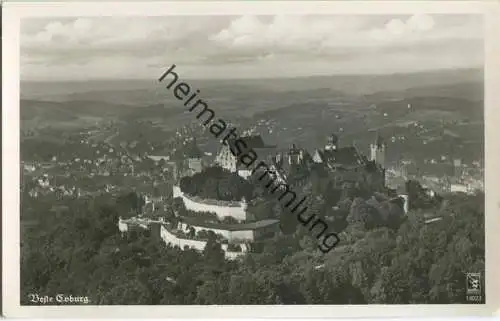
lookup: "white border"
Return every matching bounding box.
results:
[3,1,500,318]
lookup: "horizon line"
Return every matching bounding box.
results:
[20,66,484,83]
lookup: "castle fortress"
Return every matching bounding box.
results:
[119,182,279,260]
[214,132,386,191]
[119,133,387,260]
[309,133,386,191]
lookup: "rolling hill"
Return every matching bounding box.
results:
[20,68,483,133]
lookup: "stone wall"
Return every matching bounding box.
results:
[160,225,246,260]
[160,225,207,251]
[173,186,248,221]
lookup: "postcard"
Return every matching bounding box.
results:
[2,0,500,318]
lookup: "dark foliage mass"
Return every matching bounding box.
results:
[406,180,442,210]
[179,166,255,201]
[21,183,485,305]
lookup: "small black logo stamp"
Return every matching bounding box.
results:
[466,272,482,302]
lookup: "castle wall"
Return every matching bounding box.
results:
[161,225,207,251]
[160,225,246,260]
[230,230,255,241]
[119,217,164,234]
[118,219,128,233]
[173,186,248,221]
[221,243,249,259]
[237,169,252,179]
[223,250,244,260]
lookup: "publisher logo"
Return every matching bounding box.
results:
[466,272,482,302]
[466,273,481,294]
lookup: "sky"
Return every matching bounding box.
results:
[20,14,484,81]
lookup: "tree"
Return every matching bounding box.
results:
[203,232,225,267]
[99,279,152,304]
[406,180,439,210]
[248,198,275,221]
[116,192,145,215]
[347,198,383,231]
[378,200,405,230]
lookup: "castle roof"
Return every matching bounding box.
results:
[276,148,314,173]
[316,146,364,167]
[375,135,385,147]
[222,135,276,170]
[227,135,276,151]
[181,217,279,231]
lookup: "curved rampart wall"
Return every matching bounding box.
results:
[173,186,247,221]
[160,225,207,251]
[160,225,245,260]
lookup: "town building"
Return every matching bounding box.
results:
[311,133,386,191]
[215,134,276,179]
[171,140,204,179]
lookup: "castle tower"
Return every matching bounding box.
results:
[453,158,462,178]
[370,134,386,169]
[288,144,301,165]
[275,152,283,166]
[325,134,338,151]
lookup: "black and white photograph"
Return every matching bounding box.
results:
[3,0,500,318]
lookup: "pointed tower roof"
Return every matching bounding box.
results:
[375,133,385,148]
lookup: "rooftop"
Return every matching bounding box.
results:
[227,135,276,151]
[181,217,279,231]
[316,146,365,167]
[120,217,164,225]
[375,134,385,147]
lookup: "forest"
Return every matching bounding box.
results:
[20,173,485,304]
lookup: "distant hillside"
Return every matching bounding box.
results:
[20,99,191,130]
[236,68,483,96]
[20,68,483,131]
[372,96,483,120]
[365,81,483,102]
[21,100,139,129]
[20,79,157,100]
[21,68,483,104]
[21,99,140,120]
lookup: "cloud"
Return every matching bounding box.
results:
[20,14,483,80]
[21,17,229,62]
[210,15,368,52]
[369,14,436,43]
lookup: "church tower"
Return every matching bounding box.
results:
[325,134,338,151]
[370,134,386,169]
